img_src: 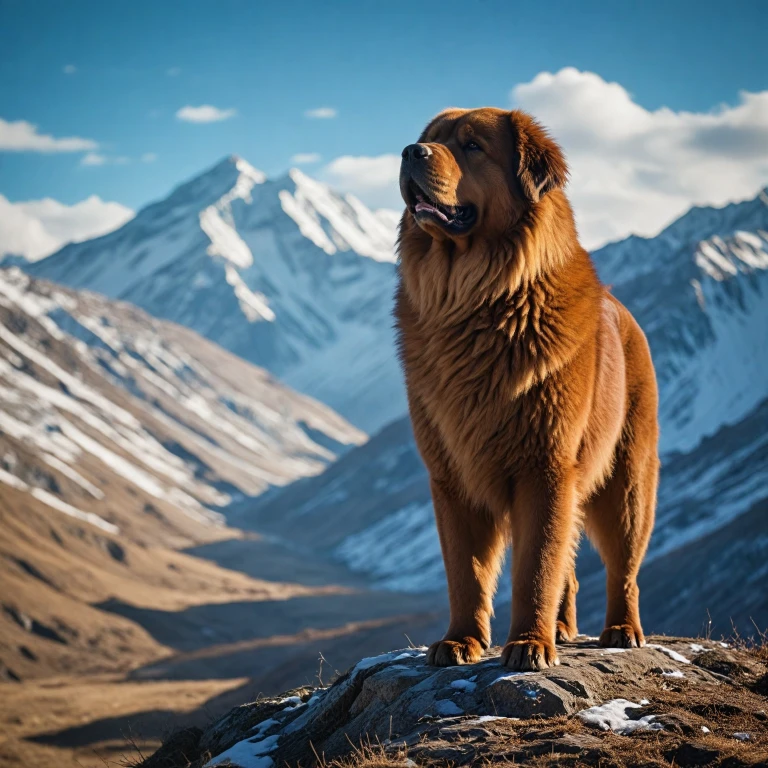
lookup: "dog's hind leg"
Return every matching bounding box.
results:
[585,414,658,648]
[585,301,659,649]
[556,559,579,643]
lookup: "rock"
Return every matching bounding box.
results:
[139,638,768,768]
[141,727,203,768]
[669,741,722,766]
[198,688,314,759]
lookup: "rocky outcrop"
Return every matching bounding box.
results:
[140,638,768,768]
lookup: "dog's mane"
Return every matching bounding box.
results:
[397,187,601,389]
[399,189,581,318]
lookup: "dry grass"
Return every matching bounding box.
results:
[732,623,768,662]
[322,742,414,768]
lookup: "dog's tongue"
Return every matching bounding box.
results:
[415,201,449,222]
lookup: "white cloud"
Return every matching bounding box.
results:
[0,198,58,260]
[79,153,130,166]
[0,118,97,152]
[141,152,158,163]
[511,67,768,248]
[81,152,106,166]
[305,107,337,119]
[63,64,76,75]
[0,195,134,262]
[290,152,321,165]
[166,67,181,77]
[317,70,768,248]
[176,105,237,123]
[322,153,402,208]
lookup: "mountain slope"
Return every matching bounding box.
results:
[248,189,768,636]
[0,269,448,768]
[22,158,403,432]
[593,188,768,453]
[0,267,364,547]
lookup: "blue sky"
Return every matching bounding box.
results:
[1,0,768,254]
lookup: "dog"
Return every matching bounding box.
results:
[395,108,659,671]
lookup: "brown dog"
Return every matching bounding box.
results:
[395,108,659,671]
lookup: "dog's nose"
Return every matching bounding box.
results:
[401,143,432,162]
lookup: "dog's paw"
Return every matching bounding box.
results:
[427,637,484,666]
[599,624,645,649]
[501,639,559,671]
[555,620,579,644]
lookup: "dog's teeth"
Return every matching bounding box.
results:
[415,201,449,222]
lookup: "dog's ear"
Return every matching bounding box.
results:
[509,111,568,203]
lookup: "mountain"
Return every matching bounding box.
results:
[248,189,768,637]
[594,189,768,454]
[0,269,452,768]
[0,265,364,543]
[0,265,365,659]
[21,157,404,433]
[233,415,440,591]
[0,262,367,660]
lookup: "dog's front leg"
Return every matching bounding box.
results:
[502,465,577,671]
[427,477,506,666]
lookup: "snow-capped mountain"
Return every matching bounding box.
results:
[593,189,768,453]
[0,267,364,547]
[21,157,403,432]
[249,189,768,637]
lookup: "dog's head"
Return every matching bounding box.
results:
[400,108,568,240]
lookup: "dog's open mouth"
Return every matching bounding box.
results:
[408,180,477,233]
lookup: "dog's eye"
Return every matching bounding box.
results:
[464,141,482,152]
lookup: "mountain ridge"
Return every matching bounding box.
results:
[0,266,364,545]
[21,157,404,432]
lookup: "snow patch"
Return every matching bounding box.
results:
[204,733,278,767]
[492,671,534,684]
[434,699,463,716]
[647,645,691,664]
[578,699,663,735]
[394,651,426,660]
[450,678,477,692]
[472,715,519,723]
[0,467,27,491]
[335,501,443,592]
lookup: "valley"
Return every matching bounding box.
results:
[0,266,442,767]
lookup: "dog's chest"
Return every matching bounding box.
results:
[405,318,547,472]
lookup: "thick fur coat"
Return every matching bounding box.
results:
[395,108,659,670]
